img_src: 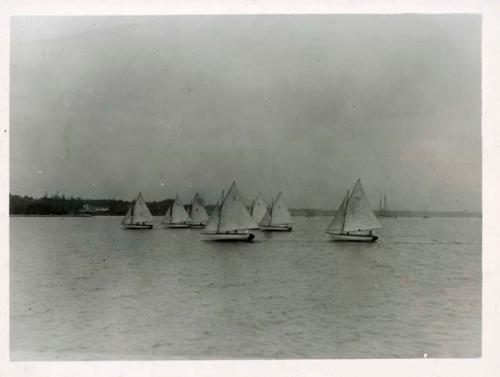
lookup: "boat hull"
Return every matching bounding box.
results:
[327,232,378,242]
[164,223,191,228]
[189,223,206,228]
[122,224,154,230]
[260,225,293,232]
[202,232,255,242]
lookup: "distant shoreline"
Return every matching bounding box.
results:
[10,212,482,219]
[9,194,481,218]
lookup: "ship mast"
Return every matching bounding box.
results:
[216,190,224,233]
[341,190,349,234]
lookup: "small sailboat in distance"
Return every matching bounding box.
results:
[259,191,293,231]
[326,179,381,242]
[202,181,259,241]
[250,193,268,224]
[162,194,192,228]
[189,192,209,228]
[121,192,154,229]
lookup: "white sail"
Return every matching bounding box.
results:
[268,192,293,226]
[218,182,259,232]
[343,179,381,232]
[162,195,191,224]
[131,192,154,224]
[259,209,271,227]
[189,193,209,224]
[327,192,348,233]
[250,193,267,223]
[204,199,221,233]
[121,206,133,225]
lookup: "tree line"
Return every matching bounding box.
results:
[9,194,180,216]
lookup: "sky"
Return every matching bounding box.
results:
[10,15,481,211]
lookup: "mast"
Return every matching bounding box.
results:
[131,195,136,218]
[216,190,224,233]
[268,196,275,226]
[251,192,259,217]
[341,190,349,233]
[189,195,194,218]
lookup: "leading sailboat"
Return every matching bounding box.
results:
[162,194,192,228]
[326,179,381,242]
[121,192,154,229]
[259,191,293,231]
[202,181,259,241]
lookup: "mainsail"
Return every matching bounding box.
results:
[162,195,191,224]
[127,192,154,224]
[343,179,381,232]
[250,193,267,223]
[260,192,292,226]
[189,193,209,224]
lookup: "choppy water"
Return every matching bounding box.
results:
[10,216,481,360]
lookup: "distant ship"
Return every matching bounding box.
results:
[326,179,381,242]
[188,192,209,228]
[202,181,259,241]
[162,194,191,228]
[249,193,267,224]
[78,203,109,216]
[121,192,154,229]
[259,192,293,231]
[378,191,393,217]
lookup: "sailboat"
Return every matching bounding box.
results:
[326,179,381,242]
[202,181,259,241]
[121,192,154,229]
[161,194,192,228]
[259,191,293,231]
[189,192,209,228]
[250,193,268,224]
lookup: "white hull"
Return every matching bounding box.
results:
[122,223,154,230]
[202,231,255,242]
[327,232,378,242]
[260,225,293,232]
[163,223,191,228]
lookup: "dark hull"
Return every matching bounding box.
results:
[202,232,255,242]
[123,224,154,230]
[327,232,378,242]
[189,223,206,228]
[260,225,293,232]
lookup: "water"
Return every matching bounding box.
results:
[10,216,481,360]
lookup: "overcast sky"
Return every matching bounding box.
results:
[10,15,481,211]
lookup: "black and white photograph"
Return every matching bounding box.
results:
[2,2,495,373]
